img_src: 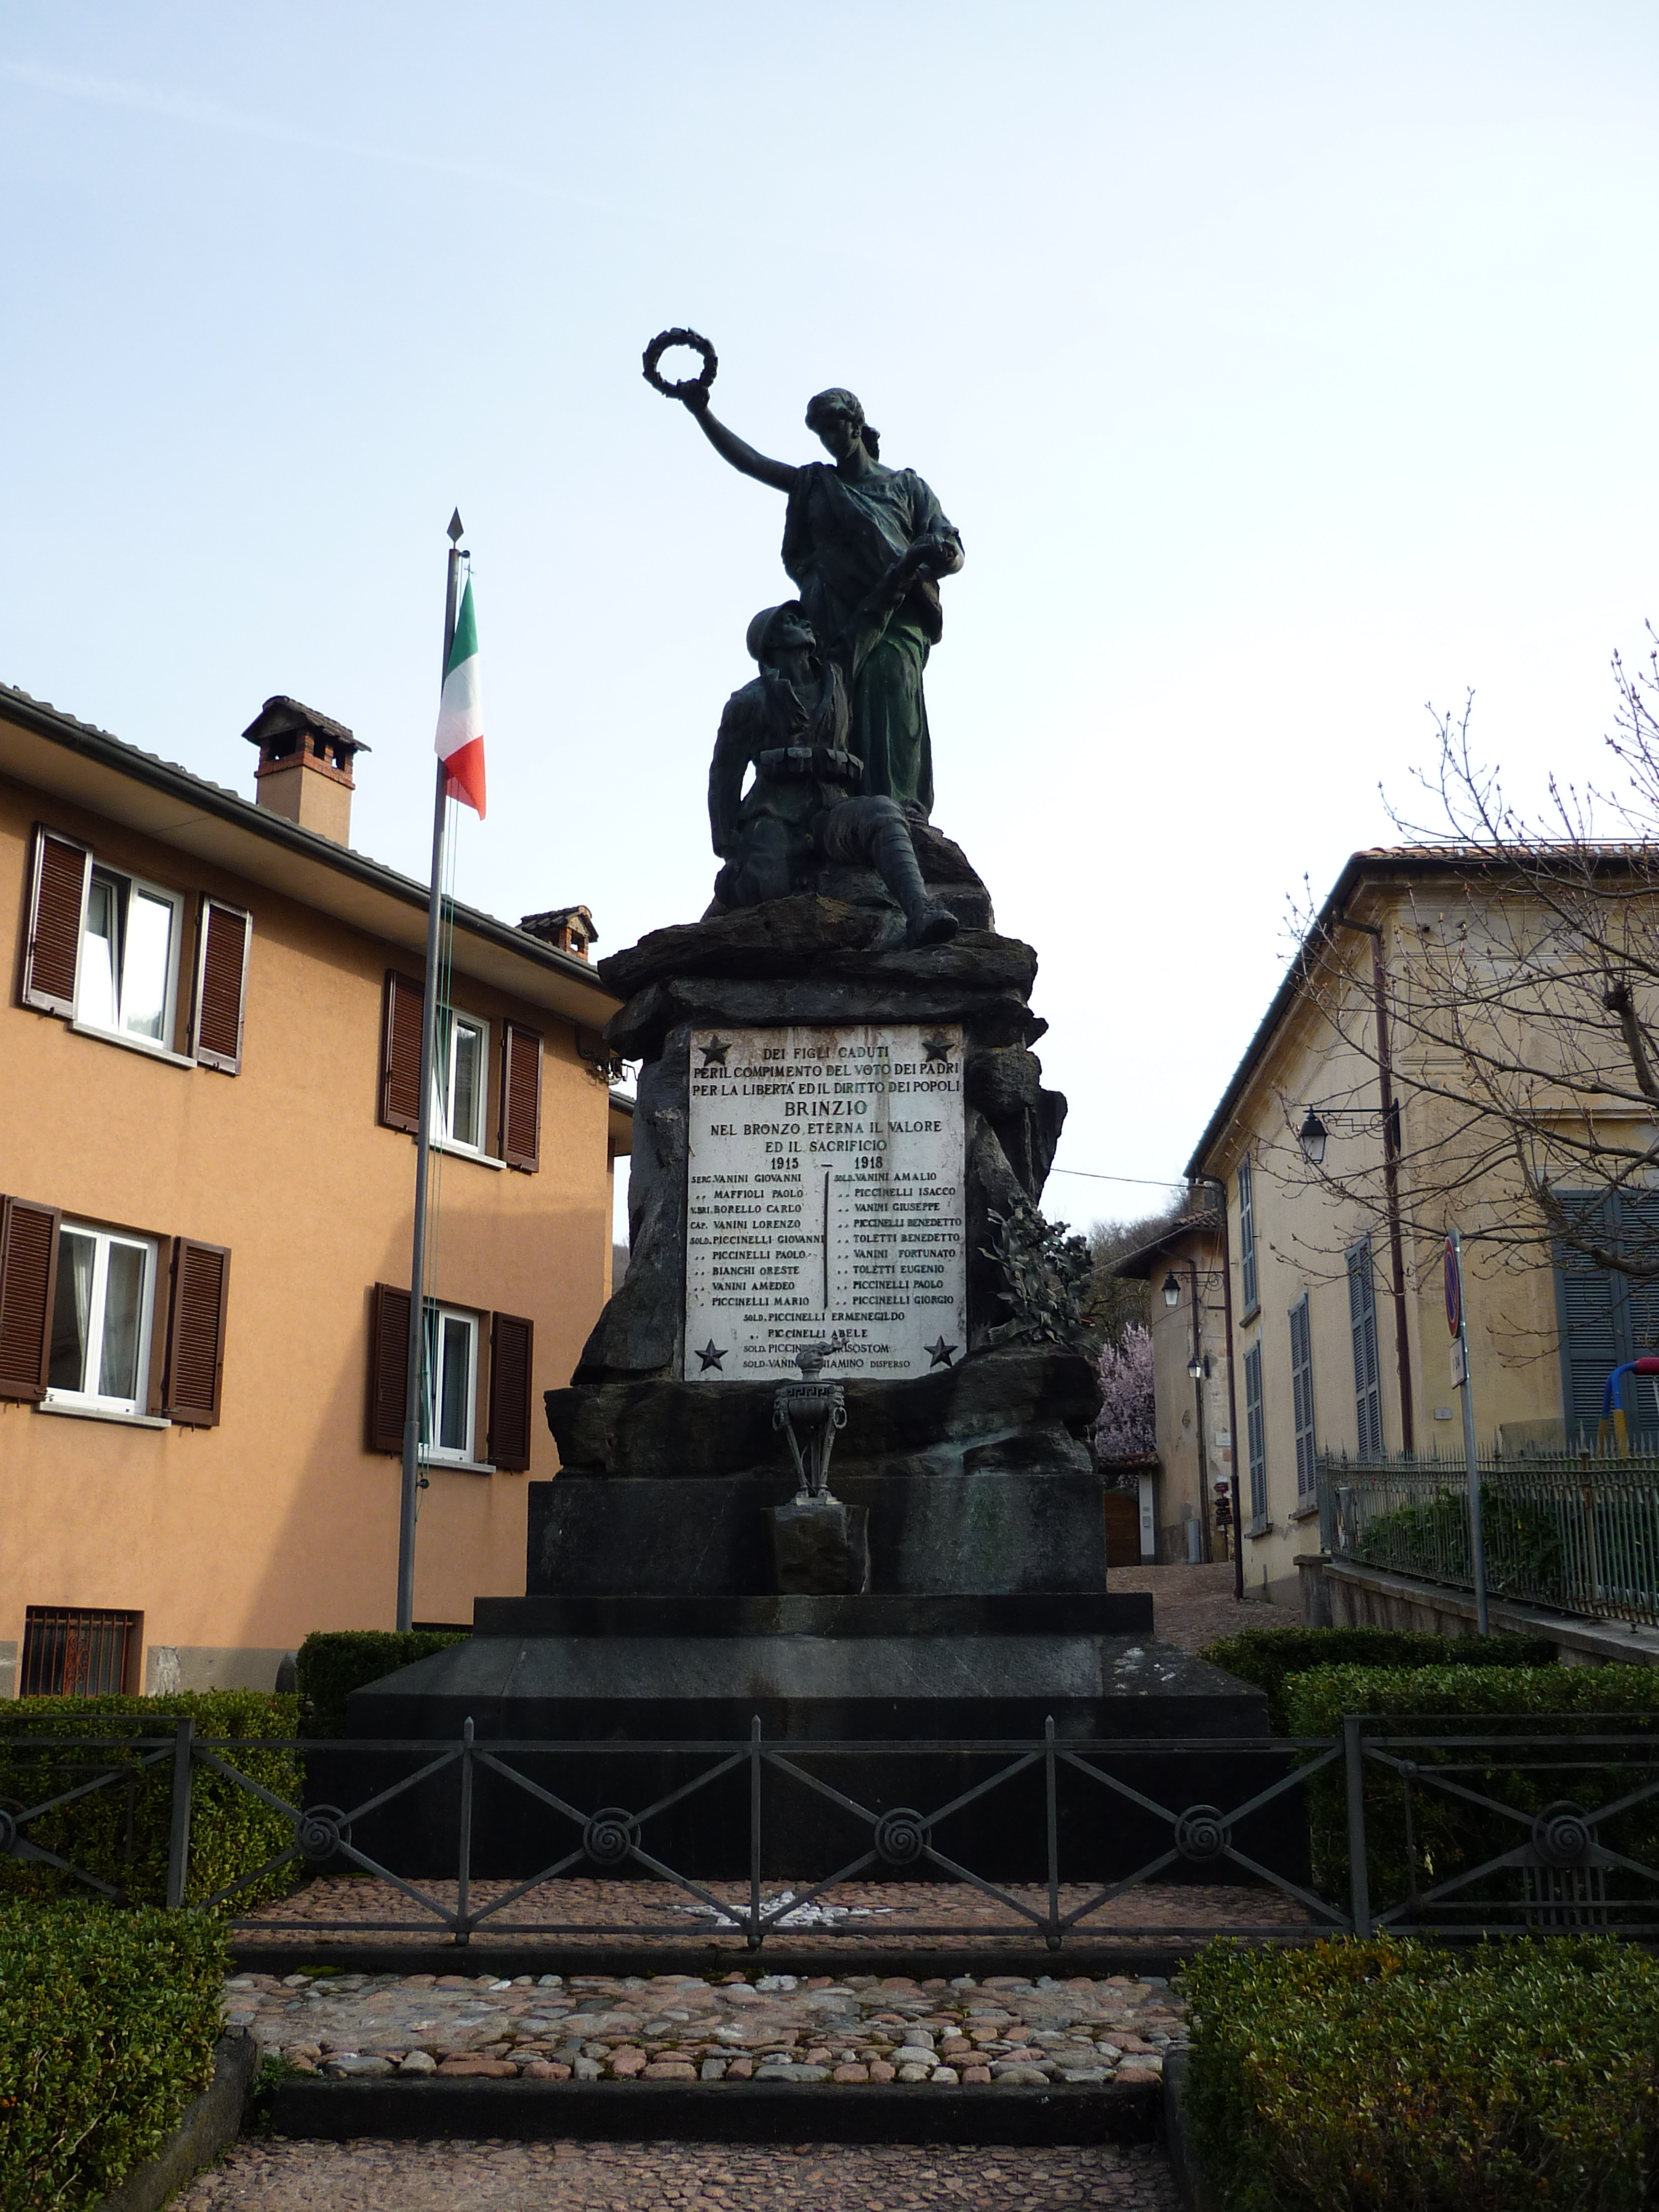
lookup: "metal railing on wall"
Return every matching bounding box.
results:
[1318,1450,1659,1629]
[1,1715,1658,1947]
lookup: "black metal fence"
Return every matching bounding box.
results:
[3,1715,1658,1947]
[1318,1450,1659,1628]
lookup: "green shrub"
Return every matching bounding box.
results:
[1198,1627,1554,1731]
[1181,1935,1659,2212]
[1283,1664,1659,1910]
[1351,1480,1569,1598]
[0,1901,227,2212]
[0,1694,299,1910]
[296,1629,466,1738]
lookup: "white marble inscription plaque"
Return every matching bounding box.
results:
[684,1023,966,1382]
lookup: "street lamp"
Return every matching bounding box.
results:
[1162,1271,1181,1309]
[1297,1109,1328,1166]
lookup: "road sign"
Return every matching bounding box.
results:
[1443,1233,1461,1340]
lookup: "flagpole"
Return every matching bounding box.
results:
[396,508,465,1633]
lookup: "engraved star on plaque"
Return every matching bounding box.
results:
[698,1037,731,1069]
[695,1341,729,1372]
[921,1033,954,1063]
[926,1336,958,1368]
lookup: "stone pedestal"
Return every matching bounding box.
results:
[351,848,1287,1883]
[765,1495,869,1595]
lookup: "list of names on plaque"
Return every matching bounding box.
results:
[683,1023,967,1382]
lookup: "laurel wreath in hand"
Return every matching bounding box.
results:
[642,327,718,399]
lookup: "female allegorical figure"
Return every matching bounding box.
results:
[679,381,963,821]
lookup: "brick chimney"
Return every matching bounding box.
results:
[520,905,598,960]
[242,697,369,844]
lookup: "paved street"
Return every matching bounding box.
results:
[178,2137,1182,2209]
[1109,1561,1296,1653]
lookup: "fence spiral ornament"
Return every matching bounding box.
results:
[874,1808,929,1867]
[1174,1805,1229,1863]
[583,1807,639,1867]
[298,1805,351,1862]
[0,1809,16,1857]
[1532,1800,1595,1869]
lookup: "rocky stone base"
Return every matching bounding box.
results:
[228,1965,1182,2089]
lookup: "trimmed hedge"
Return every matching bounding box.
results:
[296,1630,467,1738]
[0,1694,299,1910]
[1284,1664,1659,1908]
[1181,1935,1659,2212]
[1197,1626,1555,1731]
[0,1902,227,2212]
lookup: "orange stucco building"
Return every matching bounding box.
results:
[0,682,626,1696]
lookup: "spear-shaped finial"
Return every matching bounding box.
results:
[447,508,464,545]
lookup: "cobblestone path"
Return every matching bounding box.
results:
[178,2137,1183,2209]
[1107,1562,1296,1654]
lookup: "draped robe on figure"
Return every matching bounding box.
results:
[781,461,962,821]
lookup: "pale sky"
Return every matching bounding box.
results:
[5,3,1659,1242]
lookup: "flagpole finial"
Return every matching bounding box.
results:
[447,509,464,545]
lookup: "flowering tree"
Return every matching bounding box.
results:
[1094,1323,1155,1465]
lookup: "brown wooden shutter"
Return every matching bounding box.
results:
[368,1282,412,1454]
[21,827,91,1015]
[499,1023,543,1170]
[192,899,251,1073]
[162,1239,230,1426]
[380,972,424,1132]
[487,1310,534,1471]
[0,1197,62,1401]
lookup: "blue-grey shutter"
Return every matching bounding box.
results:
[1347,1240,1382,1456]
[1554,1189,1659,1445]
[1238,1156,1258,1313]
[1290,1294,1315,1494]
[1244,1343,1267,1522]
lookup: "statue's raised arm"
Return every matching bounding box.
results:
[646,329,963,821]
[687,393,799,496]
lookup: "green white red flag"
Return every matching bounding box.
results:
[434,576,486,817]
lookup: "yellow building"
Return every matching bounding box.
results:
[1183,848,1647,1610]
[1113,1208,1234,1563]
[0,682,626,1696]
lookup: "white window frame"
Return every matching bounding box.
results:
[420,1300,478,1465]
[43,1221,158,1419]
[74,863,186,1054]
[433,1007,490,1157]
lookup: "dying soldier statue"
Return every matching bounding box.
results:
[680,381,962,821]
[710,601,958,948]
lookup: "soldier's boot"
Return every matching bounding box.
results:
[869,810,959,947]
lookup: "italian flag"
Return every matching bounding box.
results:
[434,577,486,817]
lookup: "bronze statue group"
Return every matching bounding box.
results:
[648,335,964,949]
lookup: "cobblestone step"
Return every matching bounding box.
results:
[258,2074,1166,2146]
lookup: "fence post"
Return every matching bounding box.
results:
[1044,1716,1061,1951]
[748,1715,762,1952]
[1342,1714,1371,1938]
[165,1716,194,1910]
[455,1717,473,1948]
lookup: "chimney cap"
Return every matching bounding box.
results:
[521,903,599,949]
[241,696,371,756]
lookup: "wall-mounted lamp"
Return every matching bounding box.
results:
[1162,1271,1181,1309]
[1297,1109,1328,1166]
[1187,1353,1209,1380]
